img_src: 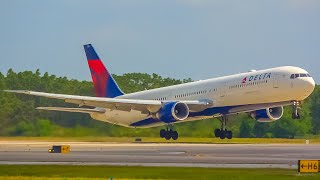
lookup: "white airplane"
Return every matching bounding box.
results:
[5,44,315,140]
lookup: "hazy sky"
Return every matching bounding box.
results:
[1,0,319,82]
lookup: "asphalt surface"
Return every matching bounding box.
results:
[0,141,319,168]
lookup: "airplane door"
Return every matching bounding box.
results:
[273,74,281,88]
[219,82,227,98]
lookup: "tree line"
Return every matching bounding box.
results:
[0,69,319,138]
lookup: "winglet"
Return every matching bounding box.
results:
[83,44,124,98]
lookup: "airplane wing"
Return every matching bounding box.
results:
[4,90,212,113]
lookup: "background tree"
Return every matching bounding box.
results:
[310,86,320,134]
[0,69,318,138]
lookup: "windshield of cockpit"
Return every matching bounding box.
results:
[290,73,311,79]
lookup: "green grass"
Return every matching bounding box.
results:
[0,165,319,180]
[0,136,319,144]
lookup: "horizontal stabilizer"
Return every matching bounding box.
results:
[36,107,105,114]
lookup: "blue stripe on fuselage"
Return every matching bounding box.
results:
[188,105,237,117]
[130,105,243,127]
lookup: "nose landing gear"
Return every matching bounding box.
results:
[292,101,301,119]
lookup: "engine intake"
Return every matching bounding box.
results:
[156,102,189,123]
[251,106,284,122]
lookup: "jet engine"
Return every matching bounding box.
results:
[250,106,284,122]
[156,102,189,123]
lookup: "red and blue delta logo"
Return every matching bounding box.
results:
[242,77,247,84]
[242,73,272,84]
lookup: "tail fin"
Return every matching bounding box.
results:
[84,44,124,98]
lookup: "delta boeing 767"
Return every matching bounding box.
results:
[5,44,315,140]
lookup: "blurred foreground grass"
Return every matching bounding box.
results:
[0,165,319,180]
[0,136,319,144]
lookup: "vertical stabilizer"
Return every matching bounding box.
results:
[84,44,124,98]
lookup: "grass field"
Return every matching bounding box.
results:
[0,136,319,144]
[0,165,319,180]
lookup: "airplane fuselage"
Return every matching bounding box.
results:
[90,66,315,128]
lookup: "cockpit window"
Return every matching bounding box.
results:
[290,73,310,79]
[290,74,295,79]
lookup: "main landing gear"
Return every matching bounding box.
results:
[160,125,178,140]
[292,101,301,119]
[214,116,233,139]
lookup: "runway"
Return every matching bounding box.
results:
[1,141,319,168]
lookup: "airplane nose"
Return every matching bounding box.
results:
[302,77,315,94]
[292,76,315,99]
[307,77,316,92]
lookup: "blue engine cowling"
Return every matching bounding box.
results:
[250,106,284,122]
[156,102,189,123]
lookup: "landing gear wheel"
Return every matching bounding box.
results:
[171,131,178,140]
[161,125,179,140]
[215,116,233,140]
[292,112,301,119]
[214,129,221,138]
[219,131,226,139]
[297,113,301,119]
[160,129,166,138]
[226,131,233,139]
[165,130,172,140]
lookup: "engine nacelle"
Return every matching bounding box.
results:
[156,102,189,123]
[250,106,284,122]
